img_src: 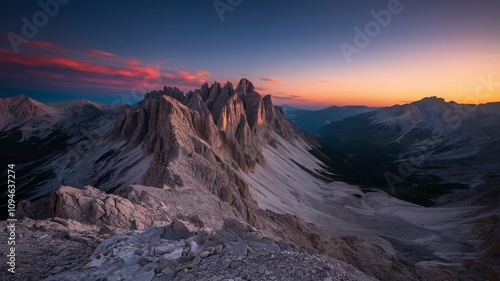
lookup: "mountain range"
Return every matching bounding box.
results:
[1,79,322,224]
[0,81,498,280]
[314,97,500,205]
[281,104,376,133]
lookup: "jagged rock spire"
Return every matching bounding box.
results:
[236,78,256,96]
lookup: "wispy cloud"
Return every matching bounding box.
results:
[271,93,307,101]
[26,40,67,51]
[196,70,211,77]
[241,74,283,83]
[261,77,283,83]
[87,49,117,58]
[0,40,211,93]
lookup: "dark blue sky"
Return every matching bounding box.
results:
[1,0,499,107]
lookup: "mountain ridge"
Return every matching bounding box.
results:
[314,96,500,205]
[281,103,376,133]
[1,78,316,226]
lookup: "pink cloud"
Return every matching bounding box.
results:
[87,49,117,58]
[0,41,211,93]
[241,74,283,84]
[196,70,211,77]
[178,70,206,84]
[0,49,159,79]
[261,77,283,83]
[270,93,307,101]
[26,40,67,50]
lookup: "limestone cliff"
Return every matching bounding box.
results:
[108,78,306,225]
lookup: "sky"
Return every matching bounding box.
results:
[0,0,499,108]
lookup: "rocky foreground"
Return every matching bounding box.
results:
[1,217,377,281]
[2,184,423,281]
[2,183,498,280]
[1,185,379,281]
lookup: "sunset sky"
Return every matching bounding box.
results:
[1,0,499,108]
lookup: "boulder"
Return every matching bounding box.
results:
[18,185,151,231]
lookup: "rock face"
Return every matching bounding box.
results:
[17,186,154,231]
[17,184,238,232]
[1,79,306,227]
[108,78,305,226]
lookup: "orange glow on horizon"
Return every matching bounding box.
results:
[261,73,500,107]
[260,38,500,108]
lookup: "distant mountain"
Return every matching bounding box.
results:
[0,95,129,204]
[282,104,376,133]
[279,104,313,118]
[0,94,62,134]
[0,94,125,137]
[314,97,500,205]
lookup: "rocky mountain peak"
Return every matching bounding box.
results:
[106,79,302,225]
[222,81,234,91]
[9,93,29,103]
[1,79,303,233]
[411,96,447,109]
[2,93,45,111]
[0,93,60,131]
[236,78,256,96]
[416,96,445,103]
[164,86,185,103]
[199,82,210,101]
